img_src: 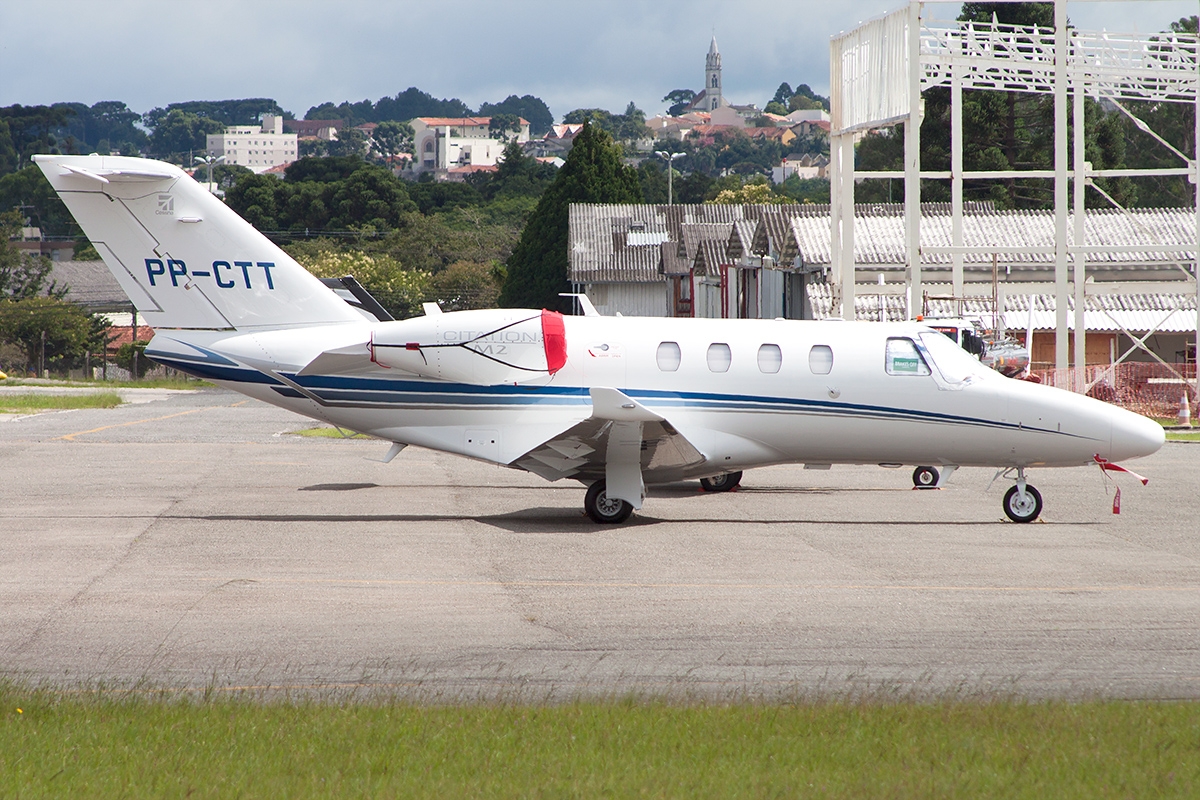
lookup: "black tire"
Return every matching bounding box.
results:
[585,480,633,524]
[699,471,743,493]
[1003,484,1043,523]
[912,465,940,489]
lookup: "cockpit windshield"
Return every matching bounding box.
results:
[918,330,992,384]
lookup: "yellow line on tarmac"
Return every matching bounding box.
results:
[55,400,250,441]
[249,577,1200,593]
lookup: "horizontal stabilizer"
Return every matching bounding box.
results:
[297,341,374,376]
[54,162,177,182]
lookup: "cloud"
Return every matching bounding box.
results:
[2,0,1196,120]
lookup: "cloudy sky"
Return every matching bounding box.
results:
[2,1,1196,120]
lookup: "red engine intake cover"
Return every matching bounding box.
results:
[541,309,567,375]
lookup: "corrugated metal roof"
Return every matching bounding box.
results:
[571,202,1200,285]
[793,206,1199,268]
[806,283,1198,332]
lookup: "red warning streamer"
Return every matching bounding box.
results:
[1094,454,1148,515]
[1093,455,1149,486]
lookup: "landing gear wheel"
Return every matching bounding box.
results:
[912,466,940,489]
[1003,484,1043,523]
[585,480,633,524]
[700,471,743,493]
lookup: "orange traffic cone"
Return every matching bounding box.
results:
[1178,393,1192,427]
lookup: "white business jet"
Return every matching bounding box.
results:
[36,155,1164,524]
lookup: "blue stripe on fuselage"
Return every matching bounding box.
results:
[146,355,1079,439]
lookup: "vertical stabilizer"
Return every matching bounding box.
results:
[34,155,361,331]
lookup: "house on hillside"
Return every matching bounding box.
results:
[282,119,344,140]
[411,116,531,177]
[206,114,298,173]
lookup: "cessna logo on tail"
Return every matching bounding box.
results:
[145,258,276,290]
[156,194,174,215]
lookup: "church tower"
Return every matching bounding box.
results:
[705,36,722,110]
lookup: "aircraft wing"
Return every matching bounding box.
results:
[511,388,707,493]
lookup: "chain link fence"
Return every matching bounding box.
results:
[1031,362,1197,419]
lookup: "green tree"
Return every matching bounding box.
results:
[327,128,369,158]
[775,174,830,204]
[637,159,669,204]
[662,89,696,117]
[615,102,650,142]
[292,247,429,319]
[500,122,642,310]
[285,156,366,183]
[477,141,557,201]
[708,177,789,205]
[223,173,283,230]
[372,120,414,161]
[0,105,76,173]
[143,99,284,130]
[116,340,153,378]
[0,117,16,175]
[675,171,714,204]
[478,95,554,136]
[0,165,79,237]
[786,84,830,112]
[54,101,148,155]
[149,110,224,161]
[764,101,788,116]
[1118,15,1197,208]
[771,83,794,107]
[1,210,60,299]
[563,108,615,132]
[406,180,483,215]
[428,260,500,311]
[326,165,417,229]
[0,296,98,373]
[488,114,523,143]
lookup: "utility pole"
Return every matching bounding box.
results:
[654,150,685,205]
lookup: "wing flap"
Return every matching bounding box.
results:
[511,390,706,483]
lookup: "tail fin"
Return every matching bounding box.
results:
[34,155,361,331]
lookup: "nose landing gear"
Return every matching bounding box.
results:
[1000,467,1043,523]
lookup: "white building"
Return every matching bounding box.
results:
[411,116,531,176]
[206,114,298,174]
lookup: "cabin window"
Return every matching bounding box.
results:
[707,343,731,373]
[757,343,782,374]
[657,341,681,372]
[885,337,930,376]
[809,344,833,375]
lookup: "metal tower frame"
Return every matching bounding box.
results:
[830,0,1200,392]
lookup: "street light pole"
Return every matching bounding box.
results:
[654,150,686,205]
[194,152,225,194]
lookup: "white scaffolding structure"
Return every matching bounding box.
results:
[829,0,1200,392]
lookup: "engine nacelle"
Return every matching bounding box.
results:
[370,308,567,386]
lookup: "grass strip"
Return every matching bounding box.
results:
[0,377,208,390]
[289,426,371,439]
[0,392,123,413]
[2,690,1198,798]
[1166,431,1200,441]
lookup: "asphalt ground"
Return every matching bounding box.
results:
[2,386,1198,700]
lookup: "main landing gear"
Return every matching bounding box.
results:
[699,471,743,492]
[1000,466,1043,523]
[912,466,939,489]
[584,480,633,524]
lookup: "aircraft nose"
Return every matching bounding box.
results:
[1109,409,1166,461]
